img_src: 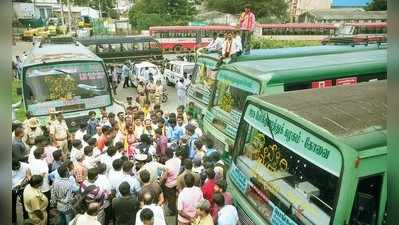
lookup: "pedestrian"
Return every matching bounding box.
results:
[87,111,99,137]
[154,128,168,163]
[70,139,83,164]
[138,169,164,206]
[192,199,214,225]
[176,159,201,192]
[210,179,232,222]
[72,152,87,185]
[74,123,87,142]
[201,168,217,202]
[12,127,28,162]
[49,112,70,156]
[220,32,237,62]
[12,159,31,224]
[122,63,130,88]
[51,150,64,173]
[112,181,140,225]
[50,165,76,225]
[160,148,181,216]
[28,147,51,204]
[176,78,187,107]
[186,124,199,160]
[111,65,118,95]
[124,124,136,159]
[23,175,49,225]
[23,118,44,148]
[95,163,113,225]
[239,4,256,54]
[166,118,184,144]
[213,193,238,225]
[97,125,112,153]
[119,160,141,196]
[82,146,96,169]
[177,173,204,225]
[135,191,166,225]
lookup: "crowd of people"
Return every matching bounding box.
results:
[12,98,239,225]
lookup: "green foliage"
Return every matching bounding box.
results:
[250,38,321,49]
[129,0,197,30]
[365,0,387,11]
[12,80,26,122]
[206,0,289,22]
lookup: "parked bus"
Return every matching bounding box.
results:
[228,80,387,225]
[256,23,336,40]
[321,22,387,45]
[149,25,236,53]
[77,35,163,64]
[202,49,387,164]
[188,44,386,127]
[18,39,124,130]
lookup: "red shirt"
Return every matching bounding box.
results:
[201,178,216,202]
[96,134,107,152]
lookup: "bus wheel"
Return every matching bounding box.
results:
[162,94,168,103]
[174,45,182,53]
[166,77,172,86]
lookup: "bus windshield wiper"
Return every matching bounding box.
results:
[53,69,70,75]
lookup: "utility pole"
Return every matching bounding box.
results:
[67,0,72,32]
[60,0,65,26]
[98,0,102,19]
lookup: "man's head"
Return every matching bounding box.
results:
[35,135,47,147]
[96,162,107,175]
[33,147,44,160]
[56,112,64,121]
[165,148,174,159]
[185,124,195,136]
[14,126,24,138]
[212,32,217,39]
[52,149,63,162]
[112,158,123,171]
[119,181,131,196]
[122,160,134,174]
[177,105,185,115]
[87,138,97,147]
[154,128,163,138]
[244,4,251,12]
[212,192,225,207]
[184,173,195,188]
[139,169,151,184]
[214,179,227,193]
[184,159,193,171]
[206,168,216,180]
[106,146,117,157]
[87,202,100,216]
[87,167,98,182]
[142,190,154,206]
[88,111,96,119]
[72,139,82,149]
[79,122,87,131]
[58,165,69,178]
[102,125,112,137]
[196,199,211,217]
[30,175,43,188]
[176,115,184,127]
[84,146,93,156]
[140,208,154,225]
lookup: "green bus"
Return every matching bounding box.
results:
[227,80,387,225]
[202,49,387,164]
[18,40,124,130]
[77,35,163,64]
[188,44,386,124]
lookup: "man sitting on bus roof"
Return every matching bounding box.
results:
[207,33,224,53]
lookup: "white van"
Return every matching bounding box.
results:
[129,61,163,87]
[163,60,195,86]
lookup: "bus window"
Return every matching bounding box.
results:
[121,43,133,52]
[109,44,121,52]
[350,175,383,225]
[133,42,143,51]
[143,42,150,50]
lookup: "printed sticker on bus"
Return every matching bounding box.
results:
[336,77,357,86]
[311,80,332,89]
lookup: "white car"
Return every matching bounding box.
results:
[163,60,195,86]
[129,61,163,87]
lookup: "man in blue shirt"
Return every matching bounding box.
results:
[166,118,183,144]
[186,124,199,159]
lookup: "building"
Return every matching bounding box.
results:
[298,8,387,24]
[331,0,372,8]
[289,0,331,22]
[116,0,134,15]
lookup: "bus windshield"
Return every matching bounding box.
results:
[232,105,342,225]
[193,64,217,88]
[183,65,195,76]
[213,80,252,112]
[24,61,111,116]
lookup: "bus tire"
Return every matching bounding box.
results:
[174,45,182,53]
[166,77,173,86]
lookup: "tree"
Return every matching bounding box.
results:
[365,0,387,11]
[206,0,289,22]
[128,0,197,30]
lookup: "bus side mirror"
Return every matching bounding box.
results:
[351,192,376,225]
[16,87,22,96]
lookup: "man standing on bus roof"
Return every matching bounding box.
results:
[239,4,256,54]
[49,111,70,156]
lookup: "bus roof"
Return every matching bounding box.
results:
[346,22,387,28]
[257,23,336,29]
[218,49,386,85]
[149,25,236,32]
[247,80,387,152]
[21,42,102,68]
[77,35,158,45]
[197,44,385,67]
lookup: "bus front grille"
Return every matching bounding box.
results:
[237,204,256,225]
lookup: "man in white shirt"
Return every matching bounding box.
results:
[207,33,224,52]
[74,123,87,142]
[82,146,96,169]
[135,191,166,225]
[108,159,125,194]
[213,192,239,225]
[98,146,121,174]
[119,161,141,197]
[70,139,83,164]
[29,147,51,198]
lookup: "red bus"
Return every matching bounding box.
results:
[321,22,387,45]
[256,23,337,40]
[149,25,237,53]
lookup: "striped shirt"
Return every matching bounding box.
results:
[50,177,76,212]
